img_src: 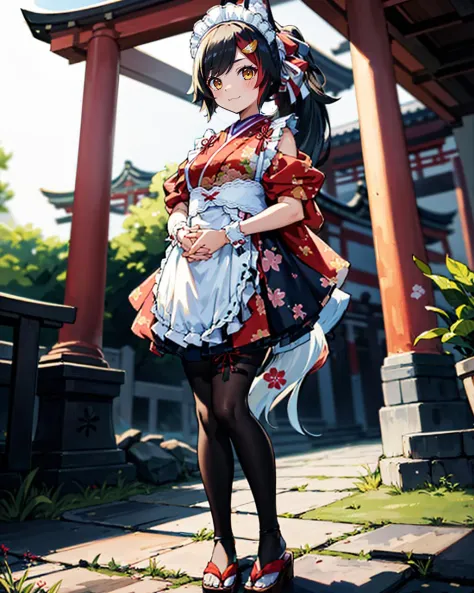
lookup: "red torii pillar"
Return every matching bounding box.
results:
[34,23,135,487]
[453,156,474,270]
[45,23,120,366]
[346,0,471,486]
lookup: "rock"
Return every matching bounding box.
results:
[160,439,199,473]
[141,433,165,446]
[127,441,180,485]
[116,428,142,451]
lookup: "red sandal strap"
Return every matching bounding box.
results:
[250,553,291,584]
[204,561,239,583]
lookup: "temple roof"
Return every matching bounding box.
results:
[41,160,157,209]
[342,182,455,238]
[22,1,353,95]
[331,100,448,147]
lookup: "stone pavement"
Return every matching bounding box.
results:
[3,440,474,592]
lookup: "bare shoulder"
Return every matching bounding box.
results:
[277,126,297,157]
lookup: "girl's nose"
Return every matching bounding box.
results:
[225,82,232,91]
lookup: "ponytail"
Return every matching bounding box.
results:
[274,25,338,168]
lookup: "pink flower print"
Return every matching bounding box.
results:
[251,328,270,342]
[291,273,298,279]
[268,288,286,308]
[320,277,331,288]
[262,249,282,273]
[292,304,307,320]
[255,294,266,316]
[411,284,426,300]
[263,367,287,389]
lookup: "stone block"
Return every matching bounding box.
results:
[400,376,460,403]
[383,379,402,406]
[380,457,431,490]
[160,439,198,473]
[141,433,165,446]
[402,430,463,459]
[23,567,170,593]
[397,580,474,593]
[116,428,142,451]
[234,490,351,516]
[462,429,474,456]
[432,532,474,581]
[293,554,410,592]
[327,524,472,558]
[379,401,473,457]
[127,441,180,484]
[0,519,122,557]
[431,457,473,487]
[63,500,205,530]
[46,529,189,566]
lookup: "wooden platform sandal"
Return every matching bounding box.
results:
[244,527,294,593]
[202,536,241,593]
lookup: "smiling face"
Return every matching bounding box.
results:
[207,48,260,115]
[192,22,280,121]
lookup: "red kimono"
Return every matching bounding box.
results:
[129,113,350,358]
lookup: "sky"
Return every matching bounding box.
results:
[1,0,417,242]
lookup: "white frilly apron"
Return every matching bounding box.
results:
[151,179,267,348]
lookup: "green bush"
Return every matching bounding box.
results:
[413,255,474,358]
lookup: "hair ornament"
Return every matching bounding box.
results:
[190,1,275,59]
[242,39,258,54]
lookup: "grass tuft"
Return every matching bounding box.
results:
[192,528,214,542]
[354,465,382,493]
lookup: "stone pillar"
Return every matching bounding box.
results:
[44,23,120,367]
[346,0,471,487]
[454,115,474,222]
[346,323,367,432]
[453,156,474,270]
[316,353,337,428]
[120,346,135,426]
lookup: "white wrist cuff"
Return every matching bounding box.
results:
[224,221,246,247]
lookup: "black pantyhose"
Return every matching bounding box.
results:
[181,349,286,575]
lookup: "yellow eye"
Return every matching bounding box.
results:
[209,77,223,91]
[241,67,256,81]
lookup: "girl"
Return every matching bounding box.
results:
[129,1,350,591]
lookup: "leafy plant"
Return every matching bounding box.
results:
[192,528,214,542]
[345,503,361,510]
[413,255,474,357]
[0,469,53,522]
[387,485,403,496]
[418,474,461,497]
[292,544,313,559]
[463,515,474,527]
[405,551,433,577]
[423,516,445,526]
[354,465,382,492]
[0,557,62,593]
[141,559,186,579]
[289,483,308,492]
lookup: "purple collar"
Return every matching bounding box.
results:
[230,114,266,137]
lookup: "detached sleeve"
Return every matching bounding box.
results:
[163,159,190,215]
[261,150,325,231]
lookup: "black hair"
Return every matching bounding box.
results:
[192,0,338,167]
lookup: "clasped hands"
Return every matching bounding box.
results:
[177,225,230,261]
